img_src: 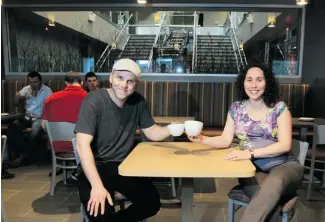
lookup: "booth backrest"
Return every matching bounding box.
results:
[1,79,309,127]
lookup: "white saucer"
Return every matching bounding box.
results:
[298,117,314,122]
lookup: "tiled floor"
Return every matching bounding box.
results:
[2,164,325,222]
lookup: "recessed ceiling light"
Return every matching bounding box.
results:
[137,0,147,4]
[296,0,308,5]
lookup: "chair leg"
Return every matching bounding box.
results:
[1,199,8,222]
[63,161,67,185]
[80,205,84,222]
[50,157,57,197]
[80,204,89,222]
[119,201,126,210]
[171,177,177,198]
[228,199,235,222]
[282,212,288,222]
[307,151,316,200]
[322,164,325,188]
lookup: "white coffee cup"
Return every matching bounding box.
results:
[184,120,203,136]
[167,123,185,137]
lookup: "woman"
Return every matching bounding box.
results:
[189,65,303,222]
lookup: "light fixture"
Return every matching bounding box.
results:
[88,12,96,22]
[296,0,308,5]
[48,14,55,27]
[268,13,276,28]
[137,0,147,3]
[239,40,244,50]
[154,12,160,24]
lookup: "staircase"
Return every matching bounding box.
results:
[195,35,238,74]
[158,31,189,57]
[119,35,155,61]
[108,49,122,71]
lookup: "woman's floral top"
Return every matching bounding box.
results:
[229,100,294,171]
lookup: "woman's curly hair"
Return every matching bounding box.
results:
[236,64,279,108]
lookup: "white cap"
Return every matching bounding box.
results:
[112,58,142,80]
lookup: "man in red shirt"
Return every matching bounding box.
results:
[41,72,87,152]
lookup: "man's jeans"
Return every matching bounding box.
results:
[6,116,42,161]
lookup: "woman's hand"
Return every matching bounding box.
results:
[224,150,251,161]
[188,134,205,143]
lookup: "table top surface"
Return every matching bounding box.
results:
[119,142,256,178]
[292,118,325,127]
[153,116,195,124]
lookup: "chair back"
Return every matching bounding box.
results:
[45,121,76,153]
[291,139,309,165]
[313,124,325,145]
[1,135,7,164]
[72,138,80,165]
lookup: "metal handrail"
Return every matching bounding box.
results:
[118,34,131,59]
[229,31,240,73]
[95,13,133,72]
[192,11,198,73]
[276,44,292,75]
[241,48,248,66]
[147,12,167,69]
[228,13,244,68]
[113,13,133,49]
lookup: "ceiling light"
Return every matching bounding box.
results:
[137,0,147,3]
[268,13,276,28]
[296,0,308,5]
[48,14,55,27]
[239,40,244,50]
[48,21,55,27]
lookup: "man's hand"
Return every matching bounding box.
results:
[31,89,38,97]
[88,185,113,217]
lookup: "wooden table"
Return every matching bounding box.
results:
[292,118,325,141]
[153,116,195,124]
[119,142,256,222]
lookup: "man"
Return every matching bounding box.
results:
[41,72,87,151]
[75,58,172,221]
[84,72,99,92]
[7,71,52,167]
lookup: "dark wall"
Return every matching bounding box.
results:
[301,6,325,84]
[6,9,106,72]
[301,0,325,118]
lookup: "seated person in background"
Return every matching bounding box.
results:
[189,64,303,222]
[7,71,52,167]
[84,71,99,92]
[41,72,87,178]
[75,58,171,221]
[41,72,87,151]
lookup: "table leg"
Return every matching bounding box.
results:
[181,178,194,222]
[300,127,308,142]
